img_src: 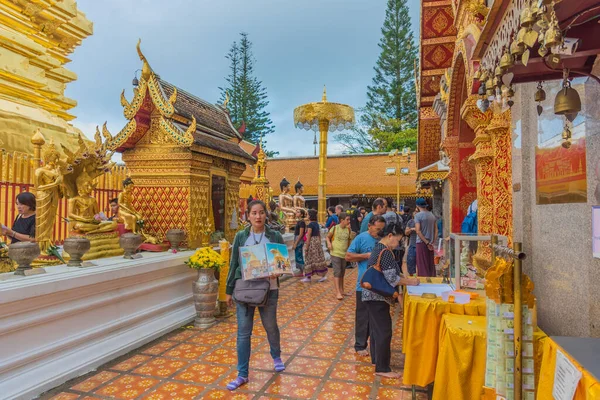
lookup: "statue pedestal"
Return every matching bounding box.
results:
[65,231,124,261]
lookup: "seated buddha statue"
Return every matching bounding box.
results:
[118,177,159,244]
[68,180,117,234]
[278,177,297,229]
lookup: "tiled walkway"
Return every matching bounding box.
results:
[44,270,427,400]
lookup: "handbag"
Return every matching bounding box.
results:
[233,278,270,307]
[360,248,399,299]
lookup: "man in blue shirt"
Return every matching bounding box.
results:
[359,198,387,233]
[346,214,386,358]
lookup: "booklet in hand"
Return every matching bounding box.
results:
[240,242,293,280]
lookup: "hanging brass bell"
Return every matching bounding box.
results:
[507,86,515,98]
[538,44,549,57]
[500,49,514,70]
[520,5,535,28]
[517,28,527,47]
[510,39,524,56]
[494,65,503,78]
[534,85,546,102]
[544,19,562,48]
[554,83,581,116]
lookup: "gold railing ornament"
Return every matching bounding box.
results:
[199,217,213,247]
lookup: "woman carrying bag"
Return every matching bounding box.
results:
[225,200,286,390]
[361,222,419,379]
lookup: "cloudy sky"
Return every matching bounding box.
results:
[67,0,420,158]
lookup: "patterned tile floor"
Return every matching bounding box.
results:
[43,269,428,400]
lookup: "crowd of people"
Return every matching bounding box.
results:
[226,196,443,389]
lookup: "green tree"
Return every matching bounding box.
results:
[363,0,417,130]
[369,116,417,152]
[335,109,417,154]
[219,33,276,152]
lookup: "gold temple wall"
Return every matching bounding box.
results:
[0,0,93,155]
[0,149,126,244]
[122,143,246,248]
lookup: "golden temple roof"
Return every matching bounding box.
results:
[265,153,418,196]
[108,41,254,165]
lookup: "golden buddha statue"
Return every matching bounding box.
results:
[35,140,71,254]
[118,177,159,244]
[68,178,117,234]
[293,179,307,210]
[278,177,297,229]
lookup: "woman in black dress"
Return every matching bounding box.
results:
[2,192,36,243]
[362,222,419,378]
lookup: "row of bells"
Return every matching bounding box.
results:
[473,0,581,118]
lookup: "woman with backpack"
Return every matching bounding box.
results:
[225,200,286,391]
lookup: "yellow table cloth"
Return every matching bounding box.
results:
[432,315,548,400]
[401,292,486,387]
[537,337,600,400]
[432,315,488,400]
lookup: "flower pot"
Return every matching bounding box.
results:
[192,268,219,328]
[166,229,186,251]
[63,237,91,267]
[120,233,143,259]
[8,242,41,275]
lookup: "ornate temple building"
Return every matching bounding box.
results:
[265,152,422,210]
[103,42,255,246]
[418,0,600,336]
[0,0,92,154]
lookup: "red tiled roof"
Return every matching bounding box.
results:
[158,79,240,140]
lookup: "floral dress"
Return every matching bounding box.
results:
[304,221,328,277]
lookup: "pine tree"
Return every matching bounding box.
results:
[219,33,276,151]
[363,0,417,130]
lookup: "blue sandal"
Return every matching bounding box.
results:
[226,376,248,391]
[274,357,286,372]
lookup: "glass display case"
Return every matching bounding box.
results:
[448,233,507,290]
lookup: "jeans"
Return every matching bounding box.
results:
[236,289,281,378]
[365,300,392,372]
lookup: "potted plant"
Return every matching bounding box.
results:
[186,247,225,328]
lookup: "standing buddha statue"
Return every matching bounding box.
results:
[293,179,308,215]
[35,140,70,254]
[293,179,306,208]
[278,177,297,230]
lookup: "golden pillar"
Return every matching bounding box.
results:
[317,119,329,223]
[461,95,493,268]
[294,87,355,223]
[487,110,513,244]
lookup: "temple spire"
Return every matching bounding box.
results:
[322,85,327,102]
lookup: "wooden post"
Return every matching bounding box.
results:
[513,241,523,400]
